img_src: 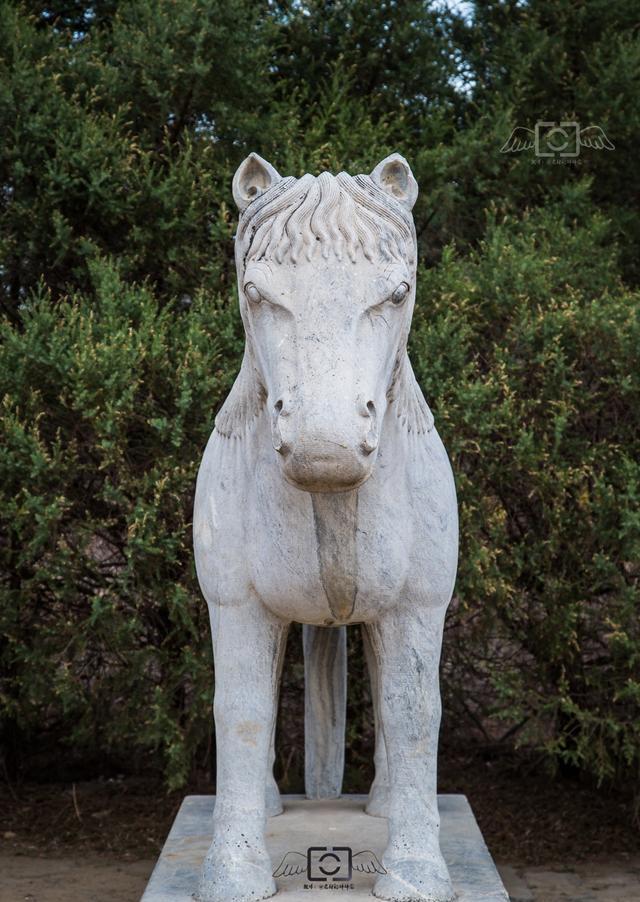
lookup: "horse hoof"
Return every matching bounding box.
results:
[197,849,276,902]
[373,857,455,902]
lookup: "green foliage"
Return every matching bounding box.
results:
[0,261,243,786]
[0,0,268,310]
[0,0,638,793]
[410,199,640,784]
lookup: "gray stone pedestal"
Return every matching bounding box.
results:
[141,795,509,901]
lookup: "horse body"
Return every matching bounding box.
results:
[194,153,458,902]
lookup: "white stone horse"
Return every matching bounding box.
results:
[193,153,458,902]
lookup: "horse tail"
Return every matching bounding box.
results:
[303,624,347,798]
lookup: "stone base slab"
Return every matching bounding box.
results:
[141,794,509,901]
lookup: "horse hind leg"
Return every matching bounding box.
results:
[266,623,288,817]
[265,722,283,817]
[303,624,347,799]
[362,624,389,817]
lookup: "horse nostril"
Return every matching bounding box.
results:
[272,400,290,455]
[361,401,378,455]
[361,436,378,455]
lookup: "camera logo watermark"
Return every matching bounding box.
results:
[307,847,352,882]
[501,122,614,159]
[273,845,386,889]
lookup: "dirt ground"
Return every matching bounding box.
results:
[0,750,638,901]
[0,854,153,902]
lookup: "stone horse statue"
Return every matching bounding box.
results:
[193,153,458,902]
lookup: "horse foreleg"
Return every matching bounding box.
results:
[198,600,289,902]
[366,606,454,902]
[362,624,389,817]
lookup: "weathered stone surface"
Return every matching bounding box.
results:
[141,795,509,902]
[303,624,346,800]
[193,154,459,901]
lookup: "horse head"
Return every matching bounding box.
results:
[230,153,419,493]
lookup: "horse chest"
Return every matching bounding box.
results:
[249,462,412,624]
[309,493,359,621]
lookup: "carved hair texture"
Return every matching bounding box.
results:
[237,171,416,266]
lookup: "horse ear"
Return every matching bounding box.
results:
[370,153,418,210]
[232,153,281,211]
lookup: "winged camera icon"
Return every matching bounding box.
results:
[501,123,614,157]
[273,847,387,881]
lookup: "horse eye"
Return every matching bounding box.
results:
[244,283,262,304]
[390,282,410,305]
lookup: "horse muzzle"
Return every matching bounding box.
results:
[271,400,379,493]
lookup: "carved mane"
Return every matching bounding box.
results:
[237,171,416,267]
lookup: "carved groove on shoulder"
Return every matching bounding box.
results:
[214,352,267,438]
[387,353,435,435]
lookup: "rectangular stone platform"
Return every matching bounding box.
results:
[141,794,509,901]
